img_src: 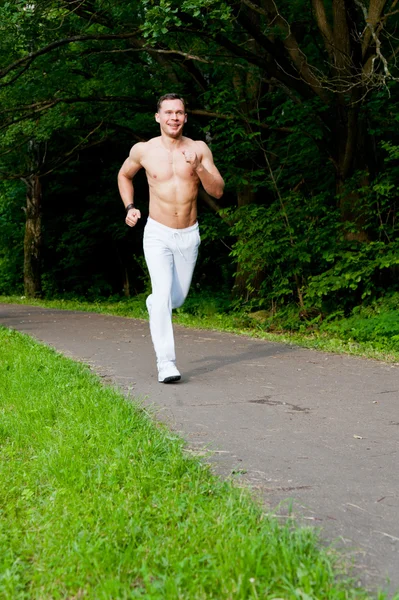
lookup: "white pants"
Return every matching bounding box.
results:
[143,217,200,366]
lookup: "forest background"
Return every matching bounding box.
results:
[1,0,398,356]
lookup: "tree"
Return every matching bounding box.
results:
[1,0,398,309]
[0,0,153,296]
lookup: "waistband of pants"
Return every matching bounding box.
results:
[146,216,199,235]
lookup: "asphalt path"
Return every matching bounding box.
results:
[1,303,398,596]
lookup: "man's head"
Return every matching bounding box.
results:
[157,93,186,112]
[155,93,187,139]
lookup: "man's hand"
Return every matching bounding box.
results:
[125,207,141,227]
[182,149,200,170]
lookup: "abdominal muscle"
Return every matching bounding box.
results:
[147,176,199,229]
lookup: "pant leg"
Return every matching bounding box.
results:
[144,224,175,365]
[144,220,200,366]
[171,227,200,309]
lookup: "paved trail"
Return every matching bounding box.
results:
[1,304,398,596]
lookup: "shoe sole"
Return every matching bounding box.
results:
[160,375,181,383]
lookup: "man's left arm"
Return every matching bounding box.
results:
[183,142,225,199]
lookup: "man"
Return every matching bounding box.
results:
[118,93,225,383]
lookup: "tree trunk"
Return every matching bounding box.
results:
[122,266,130,297]
[334,102,370,242]
[23,174,43,297]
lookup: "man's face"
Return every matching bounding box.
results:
[155,99,187,138]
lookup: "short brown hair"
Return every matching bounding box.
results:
[157,93,186,112]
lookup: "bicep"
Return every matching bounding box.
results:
[119,145,143,179]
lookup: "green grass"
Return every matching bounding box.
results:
[0,327,394,600]
[1,293,399,363]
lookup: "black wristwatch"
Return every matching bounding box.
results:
[125,203,135,213]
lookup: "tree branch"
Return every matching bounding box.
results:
[0,61,34,88]
[40,122,107,177]
[101,122,147,142]
[188,108,294,133]
[235,1,329,102]
[0,96,149,134]
[360,0,389,58]
[60,0,114,28]
[355,0,392,81]
[0,137,32,158]
[82,45,211,62]
[311,0,335,61]
[0,95,145,116]
[0,30,140,82]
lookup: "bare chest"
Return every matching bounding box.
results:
[142,148,198,183]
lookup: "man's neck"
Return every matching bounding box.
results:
[160,133,183,151]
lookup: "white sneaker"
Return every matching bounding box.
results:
[158,362,181,383]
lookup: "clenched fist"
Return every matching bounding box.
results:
[182,149,200,169]
[125,207,141,227]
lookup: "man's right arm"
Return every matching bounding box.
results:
[117,143,144,227]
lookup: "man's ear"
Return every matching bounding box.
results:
[184,114,187,123]
[155,113,160,123]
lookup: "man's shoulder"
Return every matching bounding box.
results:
[194,139,212,157]
[184,138,210,154]
[183,136,207,146]
[131,137,158,150]
[145,136,162,145]
[129,138,160,161]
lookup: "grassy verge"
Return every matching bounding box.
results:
[1,293,398,363]
[0,327,393,599]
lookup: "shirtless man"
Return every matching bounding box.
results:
[118,93,225,383]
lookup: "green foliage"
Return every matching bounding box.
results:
[0,0,399,320]
[141,0,233,41]
[321,309,399,352]
[304,147,399,312]
[312,293,399,354]
[306,241,399,309]
[176,288,232,317]
[226,191,339,306]
[193,209,233,291]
